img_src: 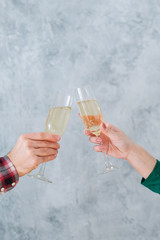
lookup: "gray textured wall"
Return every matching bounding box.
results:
[0,0,160,239]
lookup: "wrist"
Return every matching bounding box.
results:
[126,142,140,162]
[7,153,20,177]
[125,142,157,179]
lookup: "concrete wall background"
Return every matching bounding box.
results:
[0,0,160,239]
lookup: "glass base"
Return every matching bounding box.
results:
[28,174,52,183]
[100,165,118,174]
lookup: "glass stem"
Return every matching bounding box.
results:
[37,163,46,176]
[102,150,113,170]
[102,151,107,168]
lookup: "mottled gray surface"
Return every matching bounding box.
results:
[0,0,160,239]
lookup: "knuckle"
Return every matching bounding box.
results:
[28,148,34,156]
[19,135,31,148]
[24,139,30,148]
[19,134,25,141]
[39,132,45,139]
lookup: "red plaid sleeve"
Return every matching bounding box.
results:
[0,156,19,194]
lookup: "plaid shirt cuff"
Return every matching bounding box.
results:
[0,155,19,194]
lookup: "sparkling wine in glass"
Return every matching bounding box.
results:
[76,86,116,174]
[28,92,72,183]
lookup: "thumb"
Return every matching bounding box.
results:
[100,122,119,137]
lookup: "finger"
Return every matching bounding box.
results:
[29,140,60,149]
[89,136,102,144]
[78,113,82,119]
[38,154,57,164]
[34,148,58,157]
[84,129,95,136]
[101,122,120,135]
[23,132,61,142]
[84,129,91,136]
[94,145,106,152]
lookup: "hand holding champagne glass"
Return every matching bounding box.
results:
[28,92,72,183]
[76,86,117,173]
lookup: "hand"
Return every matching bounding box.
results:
[7,132,61,177]
[85,122,136,160]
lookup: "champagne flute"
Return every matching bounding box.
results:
[28,92,72,183]
[76,86,116,174]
